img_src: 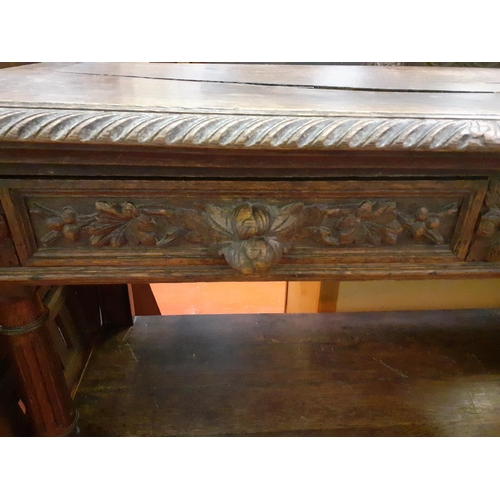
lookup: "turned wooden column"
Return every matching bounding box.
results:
[0,286,78,436]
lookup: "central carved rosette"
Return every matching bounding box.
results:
[204,202,303,274]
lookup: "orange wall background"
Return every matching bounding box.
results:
[151,279,500,315]
[150,282,286,315]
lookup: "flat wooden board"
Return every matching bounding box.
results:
[1,63,500,118]
[76,309,500,436]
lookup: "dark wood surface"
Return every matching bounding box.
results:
[0,63,499,117]
[57,63,500,92]
[1,63,500,437]
[0,288,76,436]
[76,309,500,436]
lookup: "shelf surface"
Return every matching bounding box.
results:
[75,308,500,436]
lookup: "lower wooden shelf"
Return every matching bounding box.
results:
[75,309,500,437]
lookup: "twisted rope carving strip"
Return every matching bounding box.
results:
[0,108,499,150]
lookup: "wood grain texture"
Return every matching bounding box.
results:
[0,188,37,265]
[56,63,500,93]
[0,288,76,436]
[1,64,500,120]
[1,147,500,180]
[75,309,500,436]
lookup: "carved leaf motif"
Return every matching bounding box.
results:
[308,201,402,246]
[205,202,303,274]
[270,203,303,235]
[88,203,158,247]
[221,236,283,274]
[307,226,341,246]
[233,203,271,239]
[203,204,233,237]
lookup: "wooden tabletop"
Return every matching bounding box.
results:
[0,63,499,151]
[1,62,500,116]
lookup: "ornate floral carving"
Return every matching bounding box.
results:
[32,202,181,247]
[306,201,403,246]
[467,183,500,262]
[397,204,458,244]
[88,202,160,247]
[0,213,19,266]
[31,198,462,274]
[203,202,303,274]
[1,107,500,152]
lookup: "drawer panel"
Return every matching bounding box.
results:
[2,179,487,277]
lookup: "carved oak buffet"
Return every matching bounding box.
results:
[0,63,499,436]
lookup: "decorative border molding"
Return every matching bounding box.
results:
[1,107,500,151]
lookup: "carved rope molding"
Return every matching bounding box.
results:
[1,107,500,150]
[31,200,459,274]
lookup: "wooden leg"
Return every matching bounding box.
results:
[0,286,78,437]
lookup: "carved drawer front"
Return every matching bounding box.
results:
[1,178,487,277]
